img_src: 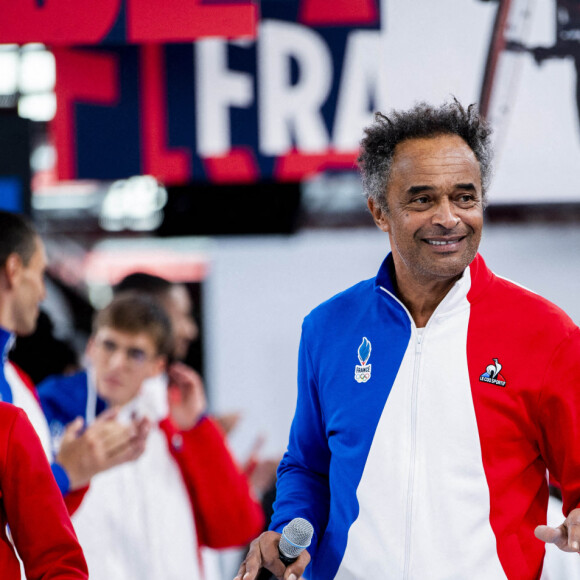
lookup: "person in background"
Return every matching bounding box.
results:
[114,272,198,362]
[236,100,580,580]
[114,273,243,435]
[38,292,265,580]
[114,272,276,578]
[0,402,88,579]
[0,210,149,514]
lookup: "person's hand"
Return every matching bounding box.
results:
[535,507,580,553]
[56,408,151,490]
[234,531,310,580]
[167,362,207,430]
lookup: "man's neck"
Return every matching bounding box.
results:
[393,271,462,328]
[0,300,15,335]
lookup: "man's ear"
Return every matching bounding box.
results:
[367,197,390,233]
[3,253,23,289]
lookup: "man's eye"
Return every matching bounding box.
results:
[412,197,429,204]
[128,349,147,363]
[102,340,117,353]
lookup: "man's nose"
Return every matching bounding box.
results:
[432,198,460,229]
[110,349,129,368]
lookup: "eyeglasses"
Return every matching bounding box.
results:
[95,338,154,366]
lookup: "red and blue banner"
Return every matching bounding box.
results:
[0,0,258,45]
[50,0,383,184]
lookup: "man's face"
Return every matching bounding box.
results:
[162,285,198,361]
[88,327,165,407]
[369,134,484,286]
[12,237,47,336]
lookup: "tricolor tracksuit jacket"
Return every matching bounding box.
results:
[271,253,580,580]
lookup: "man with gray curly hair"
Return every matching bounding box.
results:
[237,99,580,580]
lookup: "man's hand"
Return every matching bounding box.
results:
[234,531,310,580]
[535,507,580,553]
[56,408,151,490]
[167,362,208,430]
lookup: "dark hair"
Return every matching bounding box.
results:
[0,211,39,268]
[358,100,493,211]
[93,292,173,358]
[113,272,172,299]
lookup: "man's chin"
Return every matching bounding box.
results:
[419,253,473,281]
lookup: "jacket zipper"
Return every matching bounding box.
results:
[379,286,426,579]
[403,329,422,580]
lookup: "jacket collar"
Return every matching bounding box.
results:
[0,326,15,364]
[374,252,494,317]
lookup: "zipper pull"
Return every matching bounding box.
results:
[416,330,423,354]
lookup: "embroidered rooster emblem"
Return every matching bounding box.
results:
[479,358,506,387]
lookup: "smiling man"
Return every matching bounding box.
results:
[237,101,580,580]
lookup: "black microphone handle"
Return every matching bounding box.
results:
[256,554,297,580]
[256,569,275,580]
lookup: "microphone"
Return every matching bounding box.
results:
[278,517,313,565]
[257,517,313,579]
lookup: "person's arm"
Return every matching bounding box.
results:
[160,361,264,548]
[534,327,580,553]
[162,415,265,548]
[235,321,332,580]
[1,406,88,579]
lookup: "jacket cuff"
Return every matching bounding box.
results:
[51,462,71,496]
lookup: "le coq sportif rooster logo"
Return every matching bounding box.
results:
[354,337,372,383]
[479,358,506,387]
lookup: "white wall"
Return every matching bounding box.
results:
[203,222,580,462]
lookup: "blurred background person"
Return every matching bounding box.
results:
[38,292,264,580]
[114,272,280,500]
[113,272,241,433]
[113,271,278,576]
[114,272,198,362]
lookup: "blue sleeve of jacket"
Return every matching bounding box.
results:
[37,375,65,427]
[37,371,88,429]
[269,318,331,561]
[51,462,71,495]
[38,372,90,497]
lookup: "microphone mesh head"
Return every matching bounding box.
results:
[279,517,314,560]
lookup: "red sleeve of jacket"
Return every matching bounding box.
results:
[537,327,580,517]
[160,415,265,549]
[0,404,88,580]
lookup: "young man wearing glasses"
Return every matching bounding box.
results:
[38,292,264,580]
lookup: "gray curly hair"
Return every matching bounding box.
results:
[358,100,493,211]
